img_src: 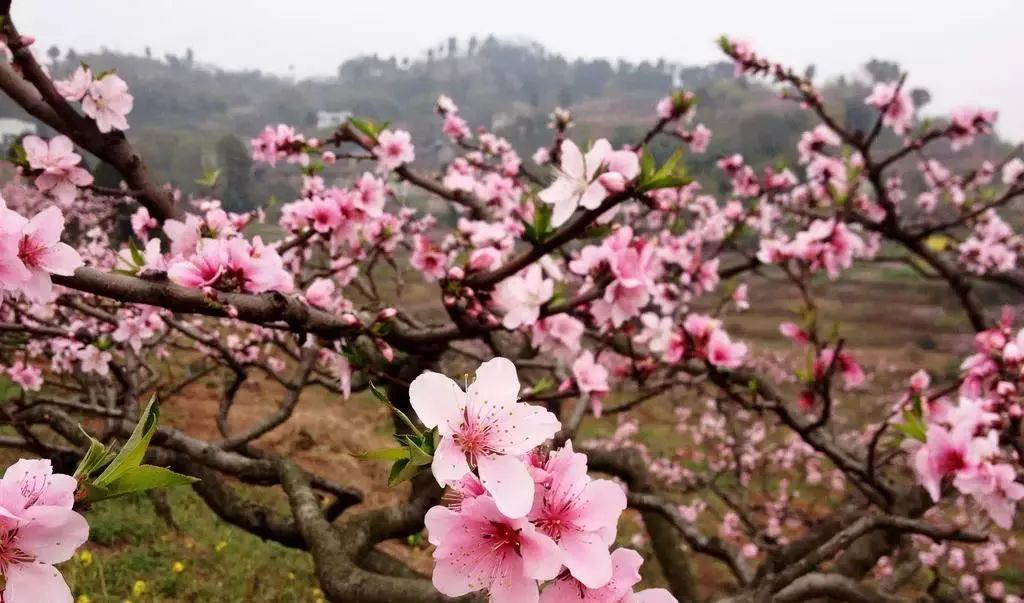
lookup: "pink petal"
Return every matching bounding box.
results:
[25,206,65,247]
[21,269,54,302]
[430,436,471,486]
[167,261,209,288]
[539,580,583,603]
[559,529,613,588]
[4,561,73,603]
[559,140,584,180]
[630,588,679,603]
[490,567,540,603]
[424,505,459,546]
[550,196,577,228]
[572,478,627,533]
[17,505,89,563]
[21,136,48,168]
[467,357,520,414]
[408,371,465,435]
[478,454,535,518]
[518,525,564,582]
[37,242,83,276]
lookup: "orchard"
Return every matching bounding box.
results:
[0,4,1023,602]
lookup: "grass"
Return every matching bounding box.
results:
[64,489,322,603]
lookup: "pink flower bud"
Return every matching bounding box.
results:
[446,266,465,281]
[375,338,394,362]
[376,307,398,321]
[341,313,360,327]
[598,172,627,193]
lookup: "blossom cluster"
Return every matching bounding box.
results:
[903,311,1024,529]
[411,358,676,603]
[55,66,134,133]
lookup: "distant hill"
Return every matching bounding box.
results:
[13,39,1013,211]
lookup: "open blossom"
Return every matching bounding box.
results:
[706,328,747,369]
[493,265,554,330]
[409,235,448,281]
[373,129,415,171]
[167,237,292,294]
[81,74,134,133]
[538,139,611,227]
[7,361,42,391]
[865,82,914,135]
[540,548,676,603]
[55,66,92,101]
[5,204,83,302]
[531,442,625,588]
[531,315,584,361]
[425,495,563,603]
[409,358,560,518]
[22,135,94,205]
[250,124,308,166]
[949,107,997,151]
[0,459,89,603]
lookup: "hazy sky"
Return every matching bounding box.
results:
[21,1,1024,140]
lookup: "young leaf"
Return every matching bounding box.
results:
[387,458,420,486]
[85,465,197,503]
[640,147,656,182]
[73,431,116,480]
[194,167,221,188]
[93,396,161,487]
[348,117,380,141]
[355,447,410,462]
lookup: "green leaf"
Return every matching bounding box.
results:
[128,239,145,267]
[355,447,410,462]
[640,147,656,182]
[530,376,555,395]
[638,172,691,193]
[387,458,420,486]
[894,417,927,442]
[652,148,683,182]
[348,117,381,141]
[530,202,553,242]
[94,396,161,487]
[86,465,197,503]
[73,431,116,480]
[194,167,221,188]
[368,381,390,404]
[405,437,434,467]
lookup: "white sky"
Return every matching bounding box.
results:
[20,1,1024,141]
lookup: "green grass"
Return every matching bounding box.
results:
[64,488,323,603]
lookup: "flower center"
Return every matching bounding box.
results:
[17,236,43,269]
[454,410,494,466]
[0,528,36,578]
[483,521,522,557]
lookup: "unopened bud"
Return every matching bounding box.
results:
[598,172,627,193]
[374,338,394,362]
[376,307,398,321]
[447,266,465,281]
